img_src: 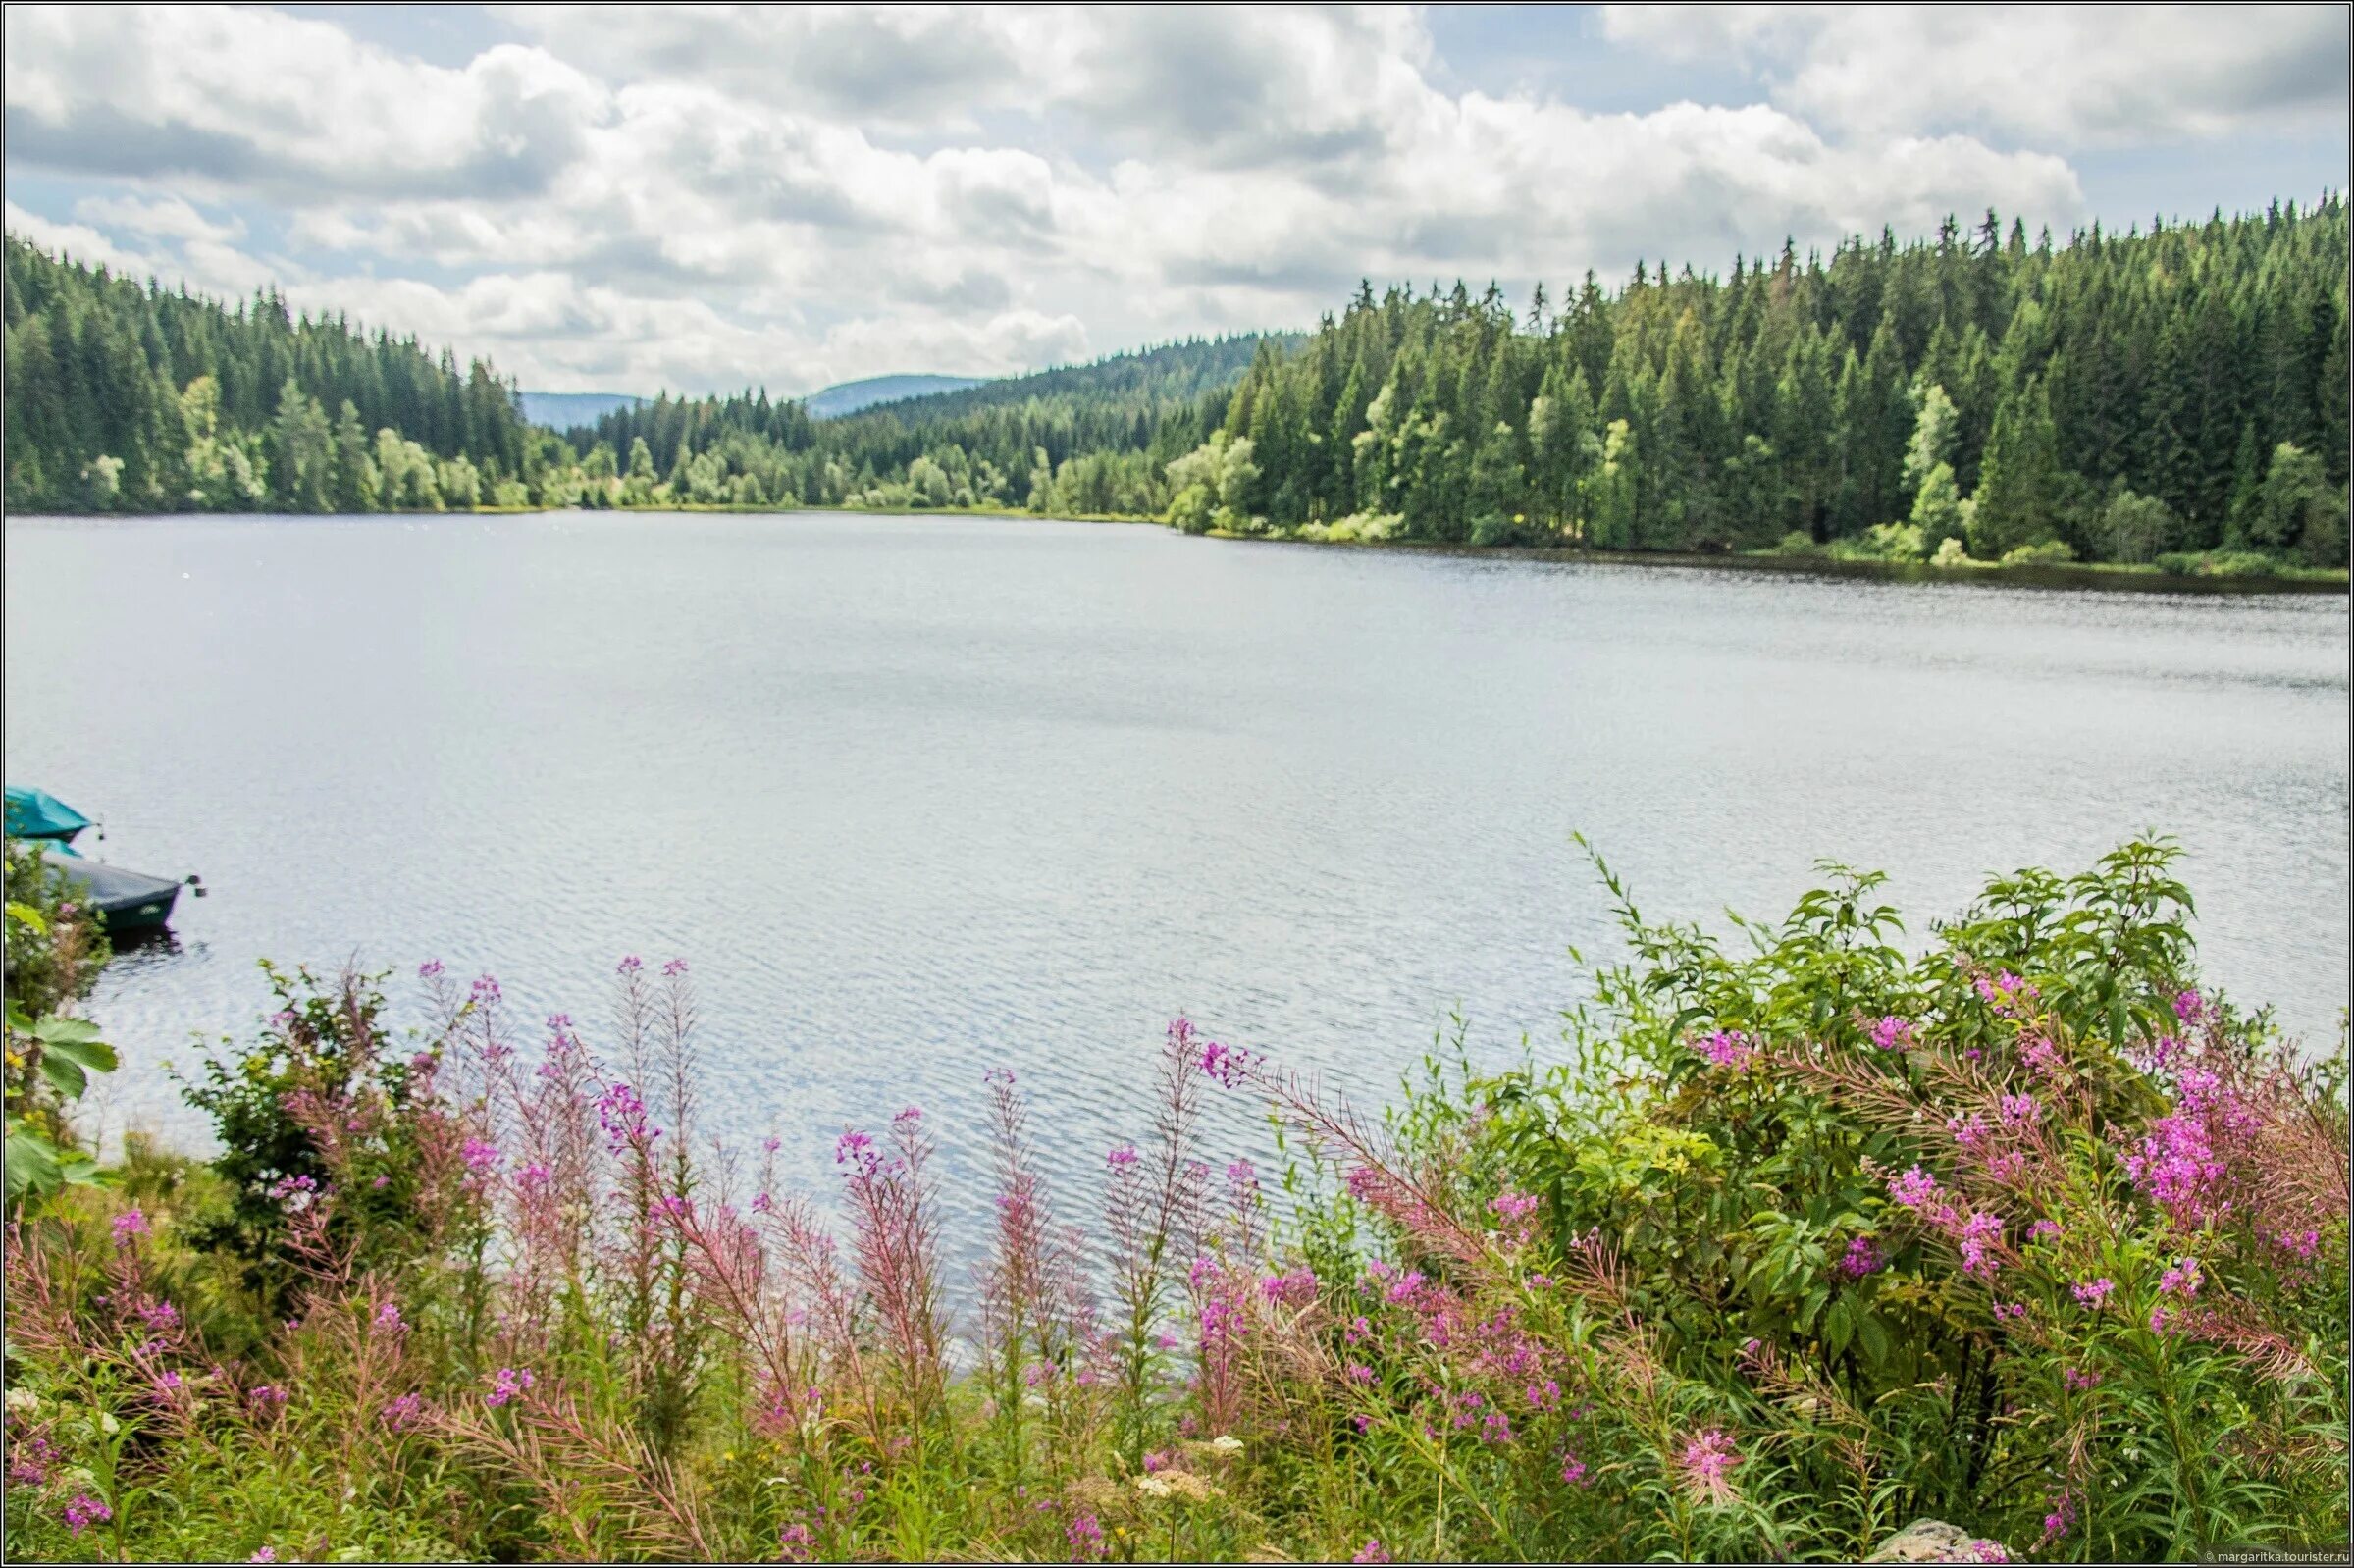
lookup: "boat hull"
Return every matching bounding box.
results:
[48,858,181,931]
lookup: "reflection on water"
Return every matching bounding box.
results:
[7,511,2347,1237]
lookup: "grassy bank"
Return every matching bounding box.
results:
[3,837,2346,1562]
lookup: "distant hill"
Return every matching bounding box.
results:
[519,391,645,429]
[803,373,986,419]
[826,336,1300,430]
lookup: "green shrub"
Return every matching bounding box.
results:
[1999,539,2077,566]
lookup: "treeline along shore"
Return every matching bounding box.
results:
[7,197,2347,580]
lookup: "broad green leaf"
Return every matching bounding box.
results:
[32,1017,103,1047]
[43,1035,117,1074]
[5,1123,61,1203]
[39,1051,86,1099]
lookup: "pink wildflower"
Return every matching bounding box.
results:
[1699,1028,1757,1071]
[1869,1016,1915,1051]
[1067,1512,1106,1561]
[1836,1234,1885,1278]
[2071,1277,2115,1310]
[1956,1211,2004,1279]
[110,1209,150,1246]
[1888,1166,1939,1209]
[1351,1540,1393,1565]
[63,1493,111,1536]
[1105,1144,1139,1169]
[1677,1426,1742,1505]
[485,1367,536,1408]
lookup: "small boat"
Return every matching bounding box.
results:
[6,787,193,932]
[5,786,90,844]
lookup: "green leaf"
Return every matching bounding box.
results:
[38,1051,87,1099]
[42,1035,117,1074]
[31,1017,103,1047]
[5,901,46,935]
[5,1123,62,1203]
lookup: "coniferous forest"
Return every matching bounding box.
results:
[7,199,2347,571]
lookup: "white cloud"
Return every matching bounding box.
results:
[0,4,2324,394]
[1600,4,2347,146]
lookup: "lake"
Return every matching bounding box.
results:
[6,511,2346,1231]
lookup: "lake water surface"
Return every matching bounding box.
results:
[7,511,2346,1221]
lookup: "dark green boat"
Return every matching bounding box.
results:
[6,787,188,932]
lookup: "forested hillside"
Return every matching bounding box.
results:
[3,235,540,513]
[1184,199,2347,565]
[565,335,1286,516]
[8,199,2346,569]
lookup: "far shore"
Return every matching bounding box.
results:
[17,502,2347,594]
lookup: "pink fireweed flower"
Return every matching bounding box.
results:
[1994,1301,2027,1322]
[2173,989,2207,1022]
[1699,1028,1757,1071]
[1067,1512,1106,1561]
[111,1208,150,1246]
[1677,1427,1742,1505]
[1490,1188,1541,1228]
[2276,1228,2321,1260]
[1888,1166,1940,1209]
[417,960,445,979]
[2062,1366,2101,1391]
[1198,1036,1256,1088]
[484,1367,536,1408]
[386,1391,424,1430]
[1869,1015,1916,1051]
[153,1370,183,1397]
[2043,1491,2077,1541]
[2158,1258,2203,1298]
[136,1299,179,1331]
[374,1302,406,1333]
[1105,1144,1139,1169]
[616,955,641,974]
[248,1385,289,1412]
[662,958,688,977]
[1261,1267,1319,1307]
[1345,1362,1377,1385]
[1561,1455,1589,1486]
[2071,1278,2115,1310]
[62,1494,111,1536]
[1956,1211,2004,1279]
[460,1138,501,1176]
[598,1081,657,1152]
[250,1549,277,1563]
[1350,1540,1393,1565]
[2019,1035,2065,1081]
[1998,1093,2042,1128]
[1836,1234,1885,1279]
[1948,1111,1989,1150]
[2028,1219,2062,1244]
[469,975,501,1005]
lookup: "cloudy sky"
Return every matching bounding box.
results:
[5,4,2344,396]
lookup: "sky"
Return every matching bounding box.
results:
[4,4,2346,397]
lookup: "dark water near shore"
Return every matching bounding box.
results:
[7,510,2346,1230]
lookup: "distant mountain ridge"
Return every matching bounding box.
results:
[522,375,988,431]
[518,391,644,429]
[802,373,985,418]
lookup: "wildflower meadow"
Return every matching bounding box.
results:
[2,838,2346,1562]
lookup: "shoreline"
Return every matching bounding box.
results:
[14,502,2346,594]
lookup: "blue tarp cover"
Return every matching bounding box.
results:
[5,787,90,842]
